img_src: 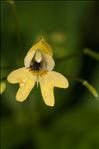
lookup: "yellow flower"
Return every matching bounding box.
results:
[7,38,69,107]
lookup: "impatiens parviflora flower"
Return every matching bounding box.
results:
[7,38,69,107]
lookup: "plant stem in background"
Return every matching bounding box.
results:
[66,74,99,99]
[84,48,99,61]
[6,0,22,51]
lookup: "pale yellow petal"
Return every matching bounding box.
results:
[34,49,42,63]
[39,74,55,107]
[7,67,30,84]
[24,39,53,68]
[47,71,69,88]
[43,53,55,71]
[16,72,36,102]
[24,50,36,68]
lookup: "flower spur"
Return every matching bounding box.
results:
[7,38,69,107]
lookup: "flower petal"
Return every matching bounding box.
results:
[28,38,53,56]
[47,71,69,88]
[39,71,69,106]
[43,53,55,71]
[7,67,37,102]
[24,50,36,68]
[7,67,30,84]
[16,77,36,102]
[39,74,55,107]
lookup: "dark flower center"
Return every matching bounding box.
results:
[30,61,42,71]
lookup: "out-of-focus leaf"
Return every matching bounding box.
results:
[6,0,15,5]
[1,118,27,149]
[84,48,99,61]
[33,104,99,149]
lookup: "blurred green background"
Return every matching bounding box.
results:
[1,1,99,149]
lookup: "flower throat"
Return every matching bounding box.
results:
[30,60,43,71]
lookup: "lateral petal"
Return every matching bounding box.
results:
[7,67,30,84]
[16,77,36,102]
[46,71,69,88]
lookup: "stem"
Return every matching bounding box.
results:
[84,48,99,61]
[65,74,99,99]
[7,1,22,51]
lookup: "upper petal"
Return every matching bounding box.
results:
[7,67,31,84]
[28,38,53,56]
[46,71,69,88]
[39,74,55,107]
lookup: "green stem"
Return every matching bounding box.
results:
[66,74,99,99]
[7,1,22,51]
[83,48,99,61]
